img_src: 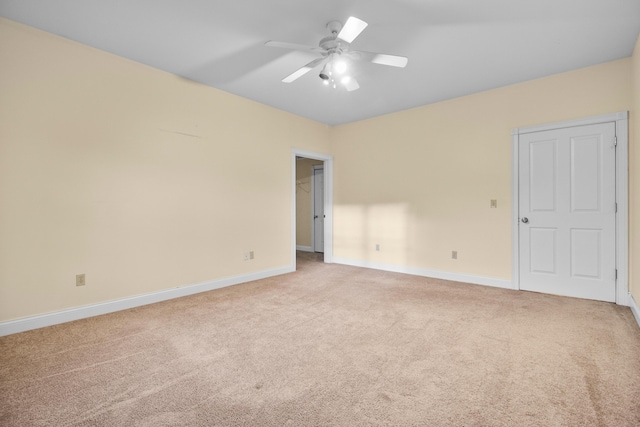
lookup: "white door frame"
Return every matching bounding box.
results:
[292,149,333,268]
[511,111,629,306]
[311,164,324,253]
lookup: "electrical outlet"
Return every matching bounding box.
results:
[76,273,86,287]
[244,252,250,261]
[250,251,254,260]
[375,244,380,251]
[452,251,458,260]
[491,199,497,208]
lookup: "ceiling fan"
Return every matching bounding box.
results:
[265,17,408,91]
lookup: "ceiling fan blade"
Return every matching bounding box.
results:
[351,50,408,68]
[282,57,325,83]
[342,76,360,92]
[265,41,324,54]
[337,17,368,43]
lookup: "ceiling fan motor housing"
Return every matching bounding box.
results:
[319,36,348,53]
[326,20,342,35]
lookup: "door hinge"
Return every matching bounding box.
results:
[613,136,617,147]
[615,202,618,213]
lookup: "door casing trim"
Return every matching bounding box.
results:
[511,111,629,305]
[311,165,324,253]
[292,149,333,269]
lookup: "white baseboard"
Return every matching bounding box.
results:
[333,257,513,290]
[629,293,640,330]
[0,265,293,337]
[296,245,313,252]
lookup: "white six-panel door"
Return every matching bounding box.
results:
[518,122,616,302]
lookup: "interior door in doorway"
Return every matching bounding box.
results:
[518,122,616,302]
[313,165,324,253]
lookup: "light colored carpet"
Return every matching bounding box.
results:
[1,254,639,426]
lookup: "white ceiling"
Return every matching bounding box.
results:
[1,0,639,126]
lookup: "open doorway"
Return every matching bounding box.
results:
[292,149,333,269]
[295,156,324,254]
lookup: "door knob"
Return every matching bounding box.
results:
[314,215,318,219]
[521,217,529,224]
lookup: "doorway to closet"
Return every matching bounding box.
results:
[292,149,334,269]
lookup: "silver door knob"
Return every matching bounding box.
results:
[521,217,529,224]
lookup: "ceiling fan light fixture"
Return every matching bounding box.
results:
[319,62,332,80]
[334,60,347,74]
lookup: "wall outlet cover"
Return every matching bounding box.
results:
[76,274,86,286]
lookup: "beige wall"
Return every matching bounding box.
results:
[0,18,330,322]
[1,16,638,324]
[330,58,632,280]
[631,33,640,300]
[296,158,324,248]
